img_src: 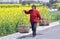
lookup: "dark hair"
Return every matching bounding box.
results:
[32,5,36,9]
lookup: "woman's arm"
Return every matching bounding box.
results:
[37,11,42,20]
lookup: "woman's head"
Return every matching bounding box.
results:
[32,5,36,10]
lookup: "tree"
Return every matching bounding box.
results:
[49,0,54,4]
[19,0,22,3]
[38,0,40,3]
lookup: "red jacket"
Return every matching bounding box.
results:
[24,9,41,23]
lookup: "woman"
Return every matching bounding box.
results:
[24,5,41,37]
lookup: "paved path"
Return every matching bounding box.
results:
[18,25,60,39]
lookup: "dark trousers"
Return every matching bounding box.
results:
[31,22,37,35]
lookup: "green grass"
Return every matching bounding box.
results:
[49,11,60,21]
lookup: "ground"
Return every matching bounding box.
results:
[18,25,60,39]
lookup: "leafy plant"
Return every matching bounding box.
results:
[0,4,55,36]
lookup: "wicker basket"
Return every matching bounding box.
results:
[39,18,49,26]
[18,25,30,33]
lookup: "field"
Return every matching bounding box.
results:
[0,4,55,36]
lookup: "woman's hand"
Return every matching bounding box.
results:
[23,10,26,12]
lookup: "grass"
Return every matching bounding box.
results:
[49,11,60,22]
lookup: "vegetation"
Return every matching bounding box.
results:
[0,4,56,36]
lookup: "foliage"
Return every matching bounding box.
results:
[0,4,54,36]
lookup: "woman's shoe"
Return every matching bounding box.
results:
[33,34,36,37]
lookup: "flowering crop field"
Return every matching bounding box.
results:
[0,4,55,36]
